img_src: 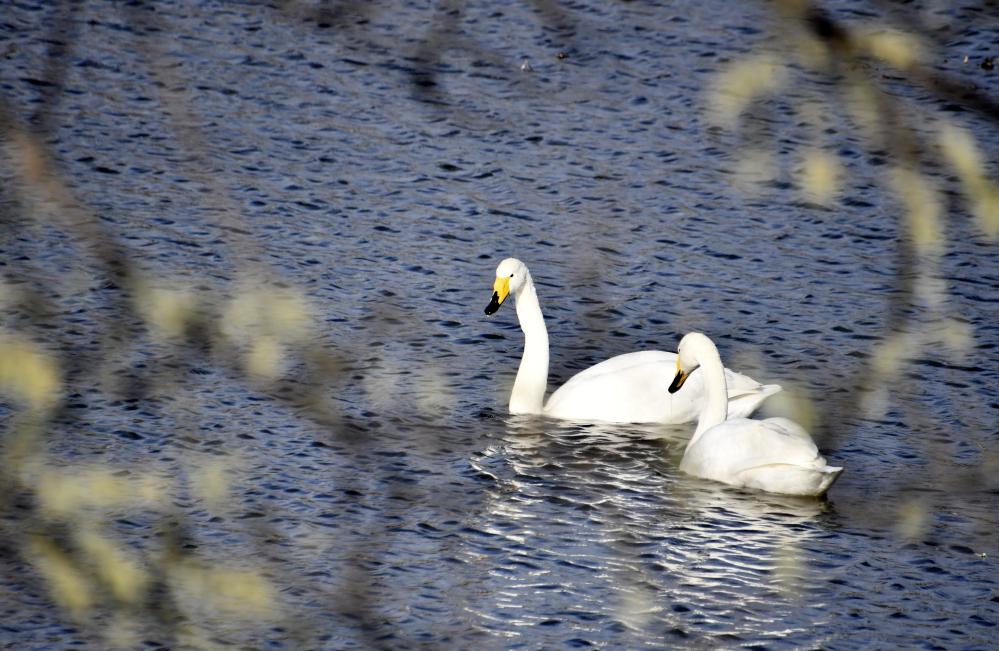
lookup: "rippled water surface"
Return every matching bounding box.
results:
[2,0,998,649]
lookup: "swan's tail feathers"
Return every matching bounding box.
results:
[739,462,843,497]
[816,465,844,496]
[759,383,783,399]
[726,383,782,419]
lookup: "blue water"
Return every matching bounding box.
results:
[1,0,997,649]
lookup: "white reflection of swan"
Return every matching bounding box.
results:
[463,416,835,646]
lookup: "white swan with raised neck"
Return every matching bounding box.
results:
[484,258,780,424]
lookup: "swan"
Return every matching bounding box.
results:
[669,332,843,496]
[484,258,780,423]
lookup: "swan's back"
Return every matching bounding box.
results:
[553,350,676,383]
[544,351,689,423]
[543,351,779,424]
[681,417,842,496]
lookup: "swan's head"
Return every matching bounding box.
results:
[484,258,529,315]
[668,332,717,393]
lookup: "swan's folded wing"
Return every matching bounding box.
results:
[545,351,778,424]
[759,417,816,443]
[722,368,779,398]
[554,350,677,384]
[544,352,692,423]
[685,417,826,477]
[741,418,826,469]
[722,368,782,418]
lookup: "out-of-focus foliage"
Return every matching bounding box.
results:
[0,0,995,648]
[0,335,60,414]
[708,0,997,454]
[800,149,841,206]
[938,122,999,238]
[709,54,789,129]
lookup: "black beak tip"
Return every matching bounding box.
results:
[668,372,685,394]
[485,292,501,315]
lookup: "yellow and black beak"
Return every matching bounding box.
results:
[484,276,510,315]
[668,365,689,394]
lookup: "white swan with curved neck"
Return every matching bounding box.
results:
[669,332,842,496]
[484,258,781,424]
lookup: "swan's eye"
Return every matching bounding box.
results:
[509,273,514,278]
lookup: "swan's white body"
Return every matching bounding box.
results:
[484,258,780,424]
[545,350,777,424]
[672,333,842,497]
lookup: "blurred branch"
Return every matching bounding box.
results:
[718,1,997,475]
[29,1,79,132]
[795,2,999,122]
[0,0,995,646]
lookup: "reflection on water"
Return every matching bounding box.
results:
[1,0,997,648]
[463,417,837,648]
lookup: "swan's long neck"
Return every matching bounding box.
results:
[509,274,549,414]
[688,340,728,448]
